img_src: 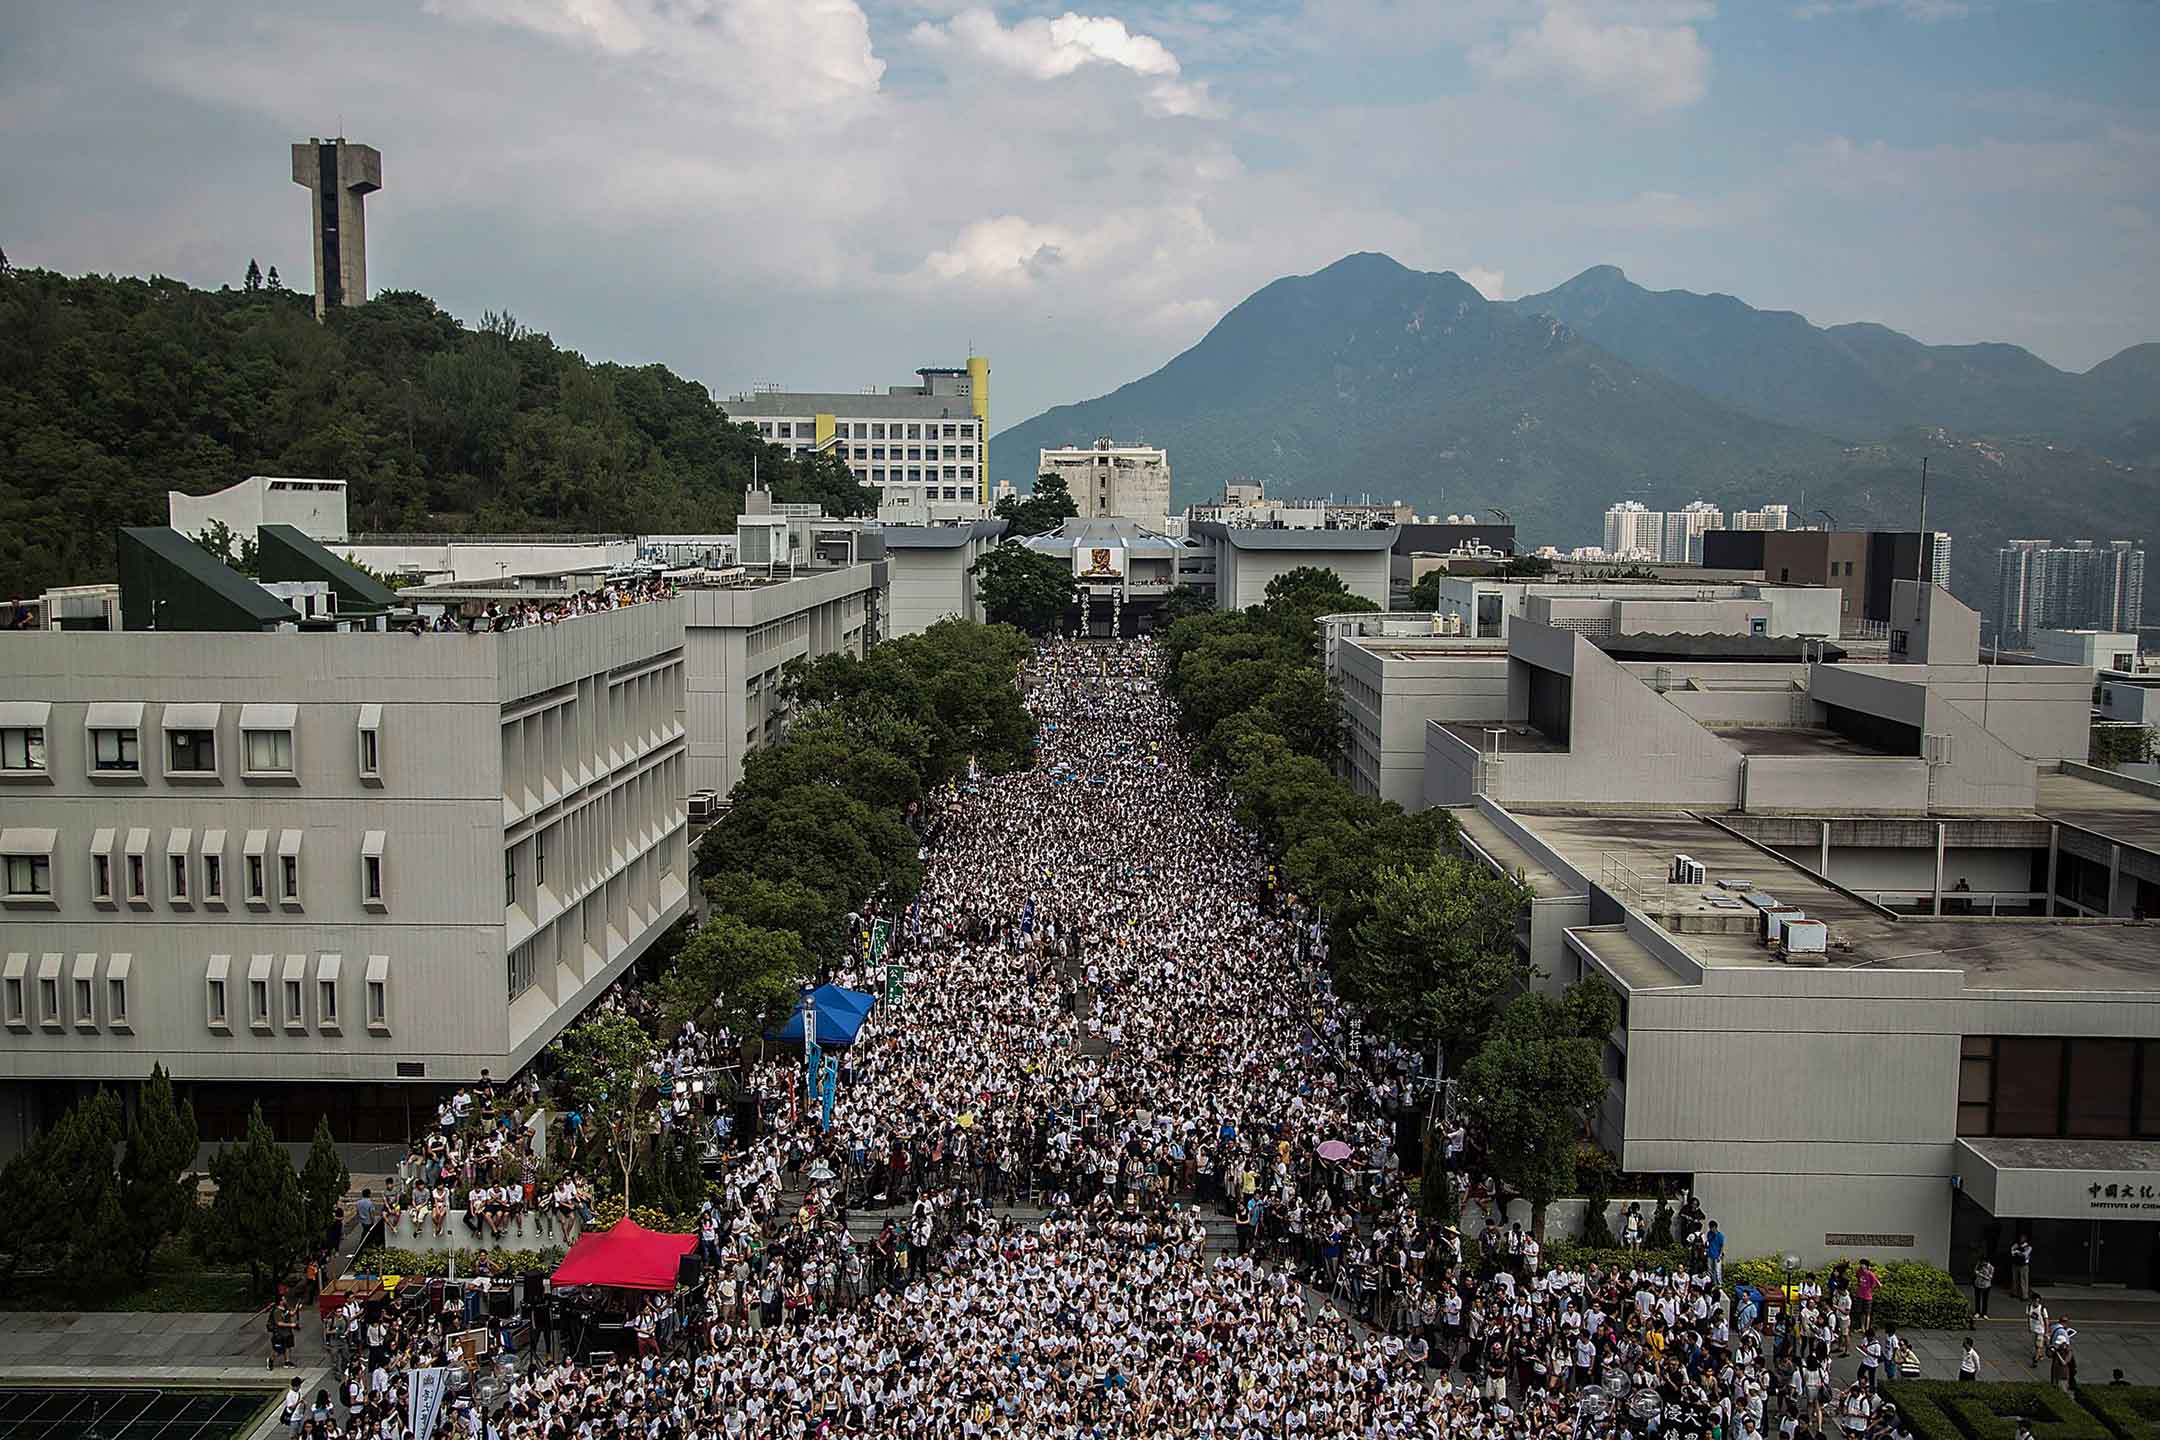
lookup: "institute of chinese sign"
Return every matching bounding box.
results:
[2085,1180,2160,1213]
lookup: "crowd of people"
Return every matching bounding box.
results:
[403,574,679,634]
[302,639,1934,1440]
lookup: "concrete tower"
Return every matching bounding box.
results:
[290,138,382,320]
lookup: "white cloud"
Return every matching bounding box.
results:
[1459,266,1507,300]
[1792,0,1968,20]
[913,8,1217,116]
[925,216,1078,285]
[1472,2,1712,113]
[426,0,887,122]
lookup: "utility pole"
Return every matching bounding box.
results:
[1917,455,1930,582]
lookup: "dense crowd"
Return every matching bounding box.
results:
[307,640,1924,1440]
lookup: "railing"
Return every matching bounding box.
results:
[350,532,634,545]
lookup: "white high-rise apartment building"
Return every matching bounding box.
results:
[1037,440,1171,526]
[1731,505,1791,531]
[1663,501,1726,565]
[1603,502,1661,560]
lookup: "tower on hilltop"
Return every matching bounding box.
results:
[290,137,382,321]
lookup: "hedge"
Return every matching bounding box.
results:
[1725,1256,1971,1330]
[2077,1387,2160,1440]
[1886,1382,2112,1440]
[1543,1242,1692,1275]
[352,1246,563,1279]
[588,1197,705,1234]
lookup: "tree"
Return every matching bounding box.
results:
[1156,585,1215,626]
[1404,571,1444,612]
[200,1103,308,1299]
[1341,850,1532,1064]
[264,265,284,292]
[118,1064,199,1279]
[192,518,258,576]
[245,259,263,293]
[992,473,1080,536]
[554,1011,659,1209]
[777,449,878,519]
[299,1116,350,1252]
[655,913,810,1040]
[973,540,1078,636]
[1460,979,1619,1237]
[1497,555,1553,578]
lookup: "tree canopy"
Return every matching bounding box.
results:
[0,268,864,596]
[973,540,1078,636]
[1461,979,1621,1234]
[992,473,1080,536]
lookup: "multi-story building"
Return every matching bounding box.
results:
[1730,505,1792,532]
[0,528,689,1154]
[1997,540,2146,647]
[721,361,990,520]
[1702,529,1950,628]
[1661,501,1725,566]
[1037,440,1171,526]
[1603,501,1661,560]
[1344,576,2160,1277]
[1188,521,1397,612]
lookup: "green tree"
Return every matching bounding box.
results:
[192,518,258,576]
[199,1103,307,1299]
[1342,850,1532,1064]
[1460,979,1619,1237]
[702,872,851,958]
[554,1011,659,1209]
[992,473,1080,535]
[265,265,283,292]
[1156,585,1215,626]
[972,540,1078,636]
[118,1063,199,1279]
[244,259,263,293]
[299,1115,350,1252]
[1403,570,1444,611]
[655,914,810,1039]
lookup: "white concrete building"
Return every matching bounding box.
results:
[1188,521,1396,612]
[1662,501,1726,566]
[1731,505,1792,531]
[170,475,351,545]
[1038,440,1171,527]
[877,519,1008,638]
[721,361,991,518]
[0,581,689,1155]
[1603,501,1661,560]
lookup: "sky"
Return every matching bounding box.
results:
[4,0,2156,434]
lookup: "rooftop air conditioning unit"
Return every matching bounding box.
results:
[1762,906,1804,945]
[1781,918,1830,964]
[1923,732,1955,765]
[1668,854,1707,886]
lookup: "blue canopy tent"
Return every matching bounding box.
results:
[767,984,878,1048]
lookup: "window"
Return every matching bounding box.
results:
[285,979,304,1026]
[535,832,547,889]
[75,978,93,1023]
[5,855,51,897]
[505,849,518,907]
[3,977,22,1026]
[358,705,381,781]
[0,727,44,772]
[109,975,128,1027]
[127,854,147,904]
[364,855,383,901]
[319,979,339,1026]
[93,856,112,902]
[244,829,267,905]
[282,857,298,900]
[207,974,229,1029]
[167,730,217,774]
[204,854,223,901]
[251,980,270,1024]
[244,729,294,774]
[170,853,189,901]
[40,977,60,1021]
[365,953,390,1032]
[508,941,537,1001]
[91,728,139,773]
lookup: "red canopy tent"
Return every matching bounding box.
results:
[548,1220,696,1292]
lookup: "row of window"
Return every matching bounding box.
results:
[757,421,977,442]
[0,826,387,913]
[840,446,975,463]
[1959,1035,2160,1139]
[0,702,382,786]
[1,952,389,1036]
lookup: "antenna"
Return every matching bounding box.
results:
[1917,454,1930,582]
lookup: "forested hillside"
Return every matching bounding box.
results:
[0,267,869,597]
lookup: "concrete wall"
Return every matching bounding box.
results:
[1335,642,1507,807]
[0,607,689,1094]
[337,540,637,585]
[1741,756,1930,813]
[1928,665,2094,764]
[1795,844,2036,899]
[1214,544,1392,613]
[883,530,999,637]
[170,476,350,544]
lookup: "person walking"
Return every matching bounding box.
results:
[2029,1295,2051,1367]
[1974,1255,1997,1318]
[1960,1336,1981,1382]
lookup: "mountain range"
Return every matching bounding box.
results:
[992,253,2160,624]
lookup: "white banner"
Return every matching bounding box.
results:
[408,1365,452,1440]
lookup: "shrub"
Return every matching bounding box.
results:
[1543,1242,1691,1275]
[352,1246,562,1279]
[1885,1383,1968,1440]
[2076,1386,2160,1440]
[587,1197,704,1234]
[1885,1381,2110,1440]
[1726,1256,1970,1329]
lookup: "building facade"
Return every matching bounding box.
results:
[289,138,382,320]
[1188,522,1396,612]
[0,594,689,1153]
[1997,540,2147,647]
[1603,502,1661,560]
[721,361,990,519]
[1037,441,1171,526]
[877,519,1008,637]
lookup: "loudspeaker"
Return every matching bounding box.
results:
[677,1253,705,1290]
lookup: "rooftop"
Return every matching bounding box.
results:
[1190,520,1398,550]
[1703,725,1904,759]
[2037,770,2160,852]
[1507,808,2160,991]
[720,392,981,421]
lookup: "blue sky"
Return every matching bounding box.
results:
[4,0,2155,435]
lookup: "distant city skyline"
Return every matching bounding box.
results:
[3,0,2156,426]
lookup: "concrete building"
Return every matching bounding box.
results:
[1731,505,1792,532]
[721,362,991,519]
[1422,577,1843,645]
[1703,529,1950,628]
[290,138,382,320]
[1017,518,1190,638]
[1188,521,1396,612]
[170,475,352,546]
[0,533,690,1153]
[1037,440,1171,526]
[1662,502,1725,566]
[2033,630,2141,674]
[1998,540,2147,647]
[1369,576,2160,1276]
[877,518,1008,637]
[1603,502,1661,560]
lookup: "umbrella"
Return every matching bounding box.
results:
[1316,1140,1353,1163]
